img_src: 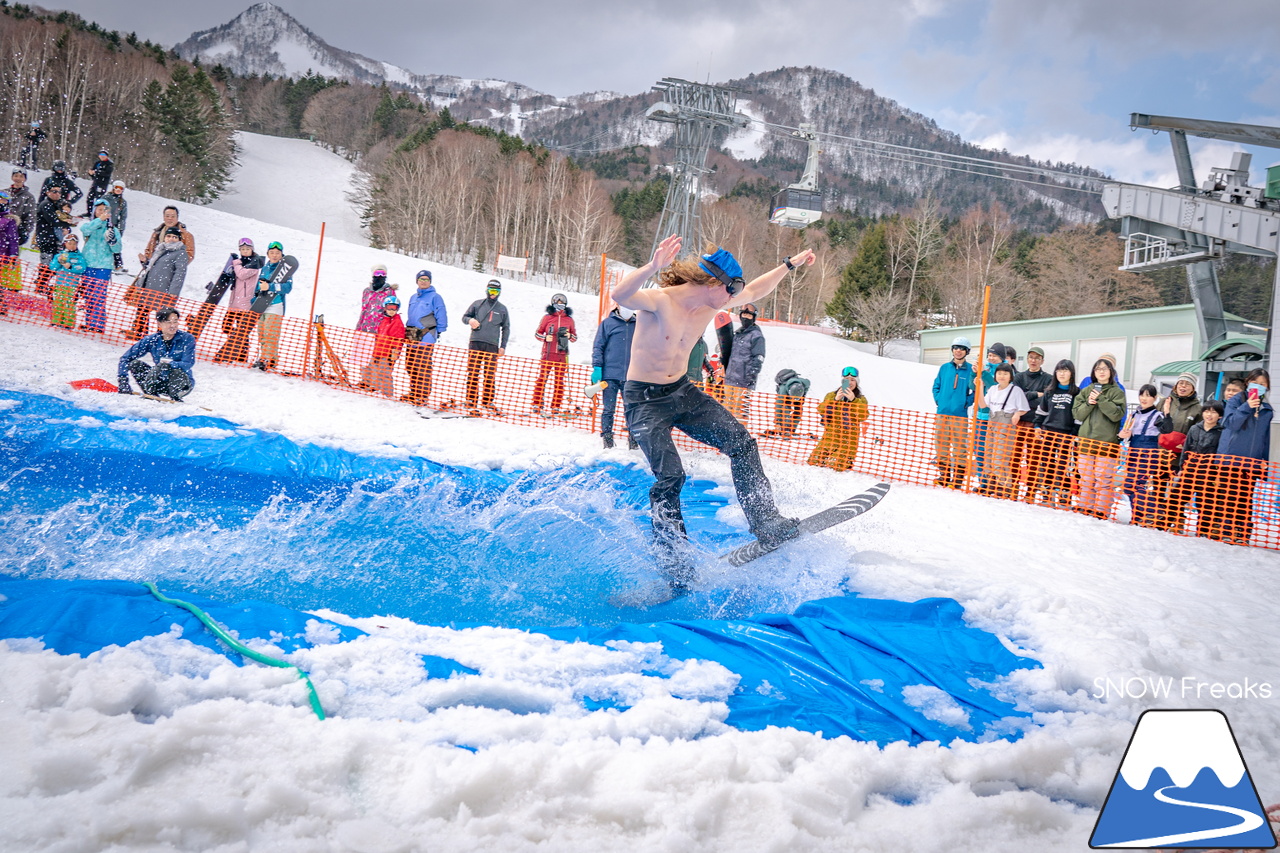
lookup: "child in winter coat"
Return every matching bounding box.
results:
[765,368,810,438]
[0,191,19,308]
[1033,359,1080,507]
[808,367,868,471]
[982,362,1030,499]
[360,294,406,397]
[215,239,264,364]
[49,232,87,329]
[1173,399,1225,539]
[1119,384,1164,527]
[77,199,118,333]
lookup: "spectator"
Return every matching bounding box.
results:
[1174,399,1226,540]
[809,366,868,472]
[1216,368,1273,545]
[358,294,405,397]
[33,183,64,295]
[1079,352,1126,391]
[764,368,809,438]
[532,292,578,415]
[1222,378,1246,404]
[1034,359,1080,507]
[40,160,82,207]
[401,269,447,405]
[105,180,127,271]
[1013,346,1052,501]
[18,121,45,169]
[592,303,637,450]
[1004,345,1018,366]
[1118,384,1164,527]
[128,206,195,339]
[0,191,19,301]
[76,198,118,333]
[1154,371,1203,528]
[983,362,1030,499]
[1071,358,1126,519]
[932,336,976,489]
[973,341,1005,493]
[83,149,113,215]
[7,169,36,246]
[117,307,196,400]
[356,263,396,332]
[138,205,195,266]
[48,232,86,329]
[253,241,293,371]
[461,279,510,415]
[723,302,765,421]
[127,226,188,341]
[214,238,264,364]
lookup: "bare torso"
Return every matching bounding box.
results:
[626,284,724,384]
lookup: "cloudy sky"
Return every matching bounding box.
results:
[48,0,1280,185]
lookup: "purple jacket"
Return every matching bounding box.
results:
[0,213,18,257]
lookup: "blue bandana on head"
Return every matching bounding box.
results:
[698,248,745,294]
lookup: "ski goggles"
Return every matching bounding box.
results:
[238,238,254,247]
[842,366,859,378]
[267,241,284,252]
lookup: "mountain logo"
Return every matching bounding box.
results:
[1090,709,1276,849]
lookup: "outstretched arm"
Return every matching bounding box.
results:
[612,234,681,312]
[727,249,815,309]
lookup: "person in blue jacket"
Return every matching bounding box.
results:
[117,307,197,400]
[932,335,976,488]
[591,302,637,449]
[253,241,294,371]
[401,270,448,405]
[1216,368,1273,545]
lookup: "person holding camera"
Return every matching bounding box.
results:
[531,292,577,415]
[117,307,196,401]
[401,270,447,405]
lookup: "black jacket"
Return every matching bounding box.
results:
[461,296,511,348]
[1014,369,1054,426]
[1175,421,1222,472]
[40,173,82,205]
[1037,386,1080,434]
[88,158,114,188]
[34,198,64,253]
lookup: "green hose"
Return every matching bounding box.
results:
[143,582,326,720]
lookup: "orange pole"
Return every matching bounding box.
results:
[598,253,610,321]
[965,283,992,493]
[302,222,326,380]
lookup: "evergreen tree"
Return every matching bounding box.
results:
[827,221,892,336]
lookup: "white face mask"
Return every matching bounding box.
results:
[615,306,635,321]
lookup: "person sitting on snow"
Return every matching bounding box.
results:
[117,307,197,400]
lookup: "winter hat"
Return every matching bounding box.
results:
[11,168,26,178]
[164,226,182,237]
[415,269,432,282]
[986,341,1005,357]
[98,149,109,156]
[1176,372,1198,388]
[93,198,110,209]
[1158,431,1186,453]
[0,190,8,205]
[111,180,125,189]
[371,263,387,275]
[1028,346,1045,357]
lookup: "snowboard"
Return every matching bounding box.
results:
[419,408,477,420]
[714,310,734,367]
[188,254,238,338]
[612,482,893,608]
[251,254,299,314]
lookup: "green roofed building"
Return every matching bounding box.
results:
[918,304,1265,398]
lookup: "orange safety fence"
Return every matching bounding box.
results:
[3,255,1278,552]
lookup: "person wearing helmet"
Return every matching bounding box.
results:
[610,234,817,592]
[18,121,45,170]
[41,160,82,207]
[402,269,447,406]
[358,293,406,397]
[83,150,114,215]
[461,280,510,414]
[531,292,577,415]
[931,335,976,488]
[809,366,869,471]
[251,241,293,370]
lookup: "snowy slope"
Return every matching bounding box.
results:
[5,136,1280,852]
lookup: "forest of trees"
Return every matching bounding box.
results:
[3,2,1271,335]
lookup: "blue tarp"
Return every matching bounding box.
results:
[0,578,1037,745]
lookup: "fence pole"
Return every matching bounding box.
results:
[302,222,326,381]
[598,253,610,321]
[965,283,992,493]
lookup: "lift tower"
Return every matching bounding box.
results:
[645,78,750,259]
[1104,113,1280,458]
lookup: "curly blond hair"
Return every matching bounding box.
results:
[657,244,719,288]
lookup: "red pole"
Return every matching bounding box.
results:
[965,283,992,493]
[598,253,609,322]
[302,222,326,380]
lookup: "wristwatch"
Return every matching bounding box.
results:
[783,256,796,271]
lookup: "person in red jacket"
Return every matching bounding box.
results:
[531,293,577,415]
[359,294,406,397]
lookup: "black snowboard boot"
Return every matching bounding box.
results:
[602,434,615,449]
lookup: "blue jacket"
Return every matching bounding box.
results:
[932,359,976,417]
[592,312,636,382]
[406,285,448,345]
[118,331,197,387]
[1218,391,1274,462]
[257,260,294,311]
[79,216,119,270]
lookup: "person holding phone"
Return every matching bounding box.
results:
[1071,358,1126,519]
[1217,368,1273,545]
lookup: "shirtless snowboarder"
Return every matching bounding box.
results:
[613,234,816,593]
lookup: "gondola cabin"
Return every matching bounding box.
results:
[769,187,823,228]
